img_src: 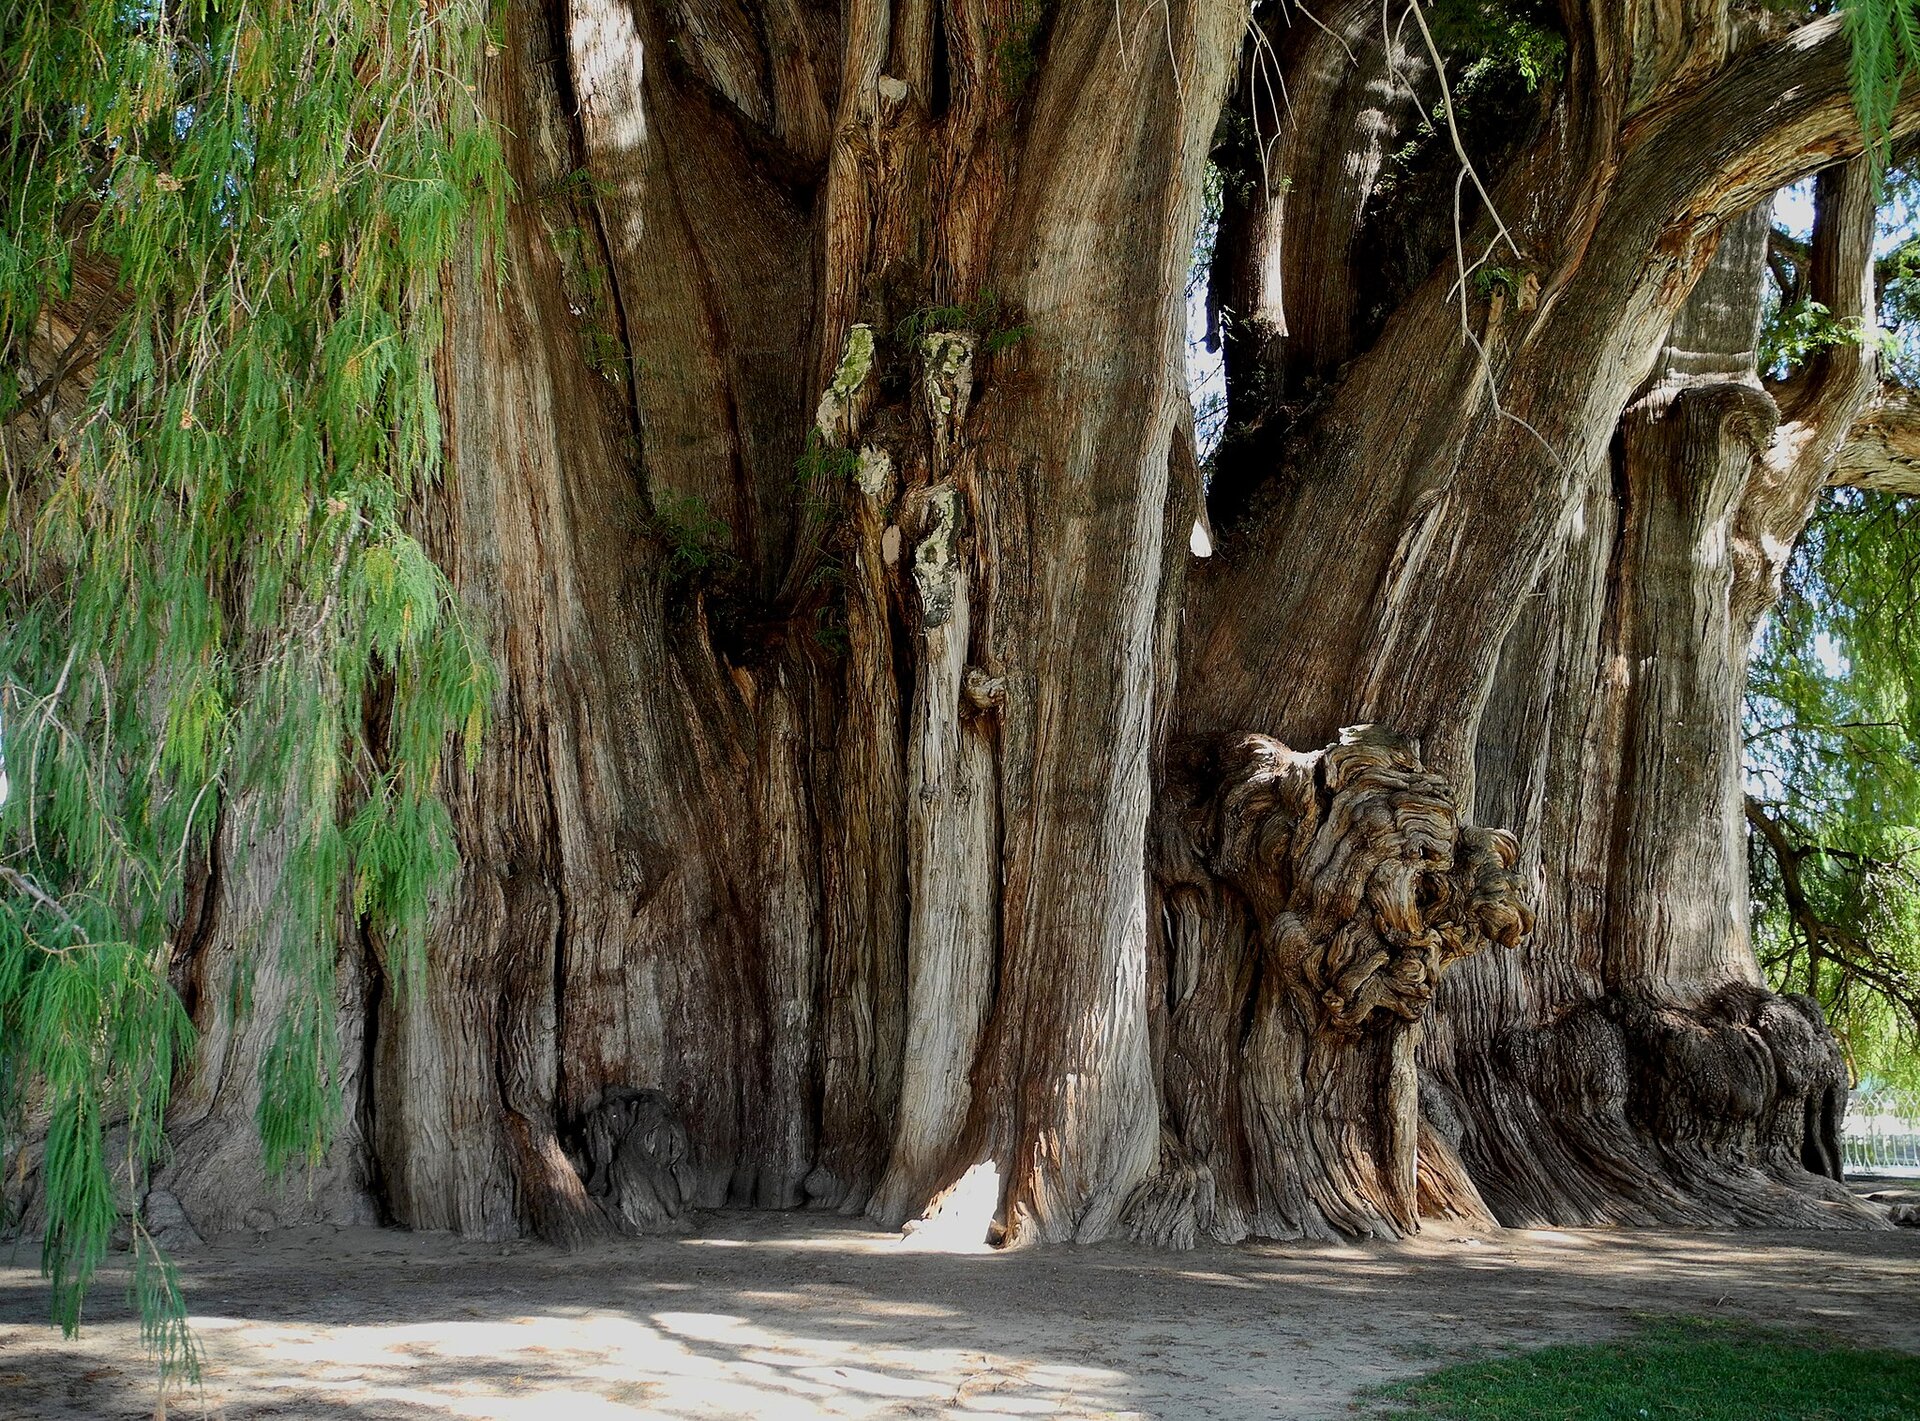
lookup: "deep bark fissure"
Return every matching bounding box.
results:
[534,722,574,1213]
[356,916,391,1228]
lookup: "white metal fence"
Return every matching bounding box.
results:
[1844,1087,1920,1173]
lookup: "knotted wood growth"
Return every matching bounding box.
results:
[577,1087,694,1232]
[1132,726,1531,1246]
[1215,727,1530,1034]
[1451,986,1879,1229]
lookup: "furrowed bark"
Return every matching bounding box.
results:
[1435,160,1886,1229]
[936,0,1240,1245]
[157,786,380,1239]
[809,453,908,1215]
[378,3,766,1240]
[870,460,998,1228]
[142,0,1915,1251]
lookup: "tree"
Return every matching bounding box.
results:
[1740,164,1920,1095]
[6,0,1920,1343]
[1746,480,1920,1090]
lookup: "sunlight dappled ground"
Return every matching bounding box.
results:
[2,1213,1917,1419]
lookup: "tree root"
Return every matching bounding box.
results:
[1441,986,1889,1230]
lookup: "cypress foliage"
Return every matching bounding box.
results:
[1850,0,1920,174]
[0,0,502,1372]
[1748,488,1920,1089]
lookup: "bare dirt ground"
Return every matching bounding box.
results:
[3,1207,1918,1421]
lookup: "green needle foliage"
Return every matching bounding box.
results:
[1850,0,1920,176]
[1750,165,1920,1095]
[0,0,503,1375]
[1748,487,1920,1090]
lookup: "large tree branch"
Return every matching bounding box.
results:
[1627,15,1920,223]
[1727,157,1879,631]
[1834,386,1920,496]
[1767,233,1805,309]
[1745,796,1920,1029]
[1770,158,1879,447]
[2,249,120,437]
[6,302,105,427]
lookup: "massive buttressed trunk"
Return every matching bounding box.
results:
[150,0,1914,1243]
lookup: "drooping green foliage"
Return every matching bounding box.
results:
[1750,173,1920,1092]
[1426,0,1567,94]
[1748,488,1920,1091]
[0,0,502,1370]
[1757,295,1883,377]
[1848,0,1920,175]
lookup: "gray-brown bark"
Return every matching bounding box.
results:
[131,0,1918,1253]
[1127,726,1529,1244]
[1834,387,1920,496]
[1422,160,1885,1230]
[353,0,1238,1247]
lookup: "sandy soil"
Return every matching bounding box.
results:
[3,1208,1918,1421]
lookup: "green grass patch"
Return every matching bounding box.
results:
[1370,1316,1920,1420]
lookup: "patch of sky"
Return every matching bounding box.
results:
[1187,166,1227,464]
[1772,174,1920,383]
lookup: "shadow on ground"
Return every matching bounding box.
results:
[3,1211,1918,1419]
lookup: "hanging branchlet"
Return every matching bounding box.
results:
[1748,487,1920,1084]
[1847,0,1920,179]
[0,0,505,1371]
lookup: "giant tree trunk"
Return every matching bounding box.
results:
[1429,166,1882,1230]
[1129,11,1899,1241]
[150,0,1913,1246]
